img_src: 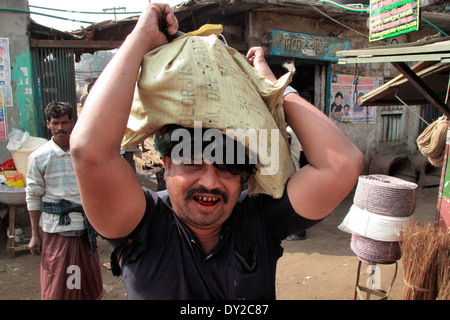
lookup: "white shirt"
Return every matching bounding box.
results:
[26,138,85,233]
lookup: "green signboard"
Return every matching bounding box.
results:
[369,0,420,42]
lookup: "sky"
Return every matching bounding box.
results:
[27,0,185,32]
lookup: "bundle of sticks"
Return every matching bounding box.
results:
[401,222,449,300]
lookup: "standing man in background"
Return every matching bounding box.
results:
[26,101,103,300]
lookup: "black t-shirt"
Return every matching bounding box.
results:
[107,187,321,300]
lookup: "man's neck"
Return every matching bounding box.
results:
[53,137,70,151]
[190,225,222,253]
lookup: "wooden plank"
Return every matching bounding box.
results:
[336,39,450,57]
[360,99,431,106]
[391,61,450,117]
[338,53,450,64]
[359,61,450,104]
[30,39,123,49]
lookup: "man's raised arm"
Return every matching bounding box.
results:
[70,4,179,239]
[247,47,364,221]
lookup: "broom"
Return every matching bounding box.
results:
[401,222,449,300]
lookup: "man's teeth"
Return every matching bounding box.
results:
[194,196,218,202]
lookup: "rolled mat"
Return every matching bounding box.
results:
[353,174,418,217]
[351,234,402,264]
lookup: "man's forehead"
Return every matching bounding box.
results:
[49,114,71,122]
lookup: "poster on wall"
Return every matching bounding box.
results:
[330,74,383,122]
[0,91,7,141]
[0,38,13,106]
[369,0,420,42]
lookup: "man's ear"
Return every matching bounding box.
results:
[162,156,171,179]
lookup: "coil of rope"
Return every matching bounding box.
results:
[351,234,402,264]
[339,205,414,242]
[353,174,418,217]
[417,115,448,167]
[341,174,419,264]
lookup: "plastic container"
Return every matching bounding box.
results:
[0,184,26,205]
[1,158,16,171]
[4,171,25,189]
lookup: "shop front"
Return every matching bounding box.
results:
[269,29,350,114]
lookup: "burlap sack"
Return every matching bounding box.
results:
[121,25,295,198]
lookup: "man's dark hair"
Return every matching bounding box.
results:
[156,125,257,179]
[44,101,74,121]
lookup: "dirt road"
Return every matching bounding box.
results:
[0,168,439,300]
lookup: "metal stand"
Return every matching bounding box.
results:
[354,259,398,300]
[6,204,29,258]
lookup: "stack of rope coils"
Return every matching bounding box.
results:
[339,174,418,264]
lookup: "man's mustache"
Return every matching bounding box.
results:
[185,187,228,203]
[54,130,68,135]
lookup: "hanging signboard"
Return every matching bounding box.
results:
[271,30,349,62]
[369,0,420,42]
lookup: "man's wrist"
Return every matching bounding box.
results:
[283,86,298,98]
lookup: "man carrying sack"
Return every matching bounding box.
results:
[70,3,363,299]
